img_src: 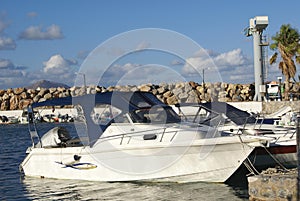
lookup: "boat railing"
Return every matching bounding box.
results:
[27,106,42,147]
[272,128,297,144]
[238,114,264,134]
[96,127,179,146]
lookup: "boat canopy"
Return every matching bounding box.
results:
[30,91,174,146]
[177,102,256,125]
[31,91,169,112]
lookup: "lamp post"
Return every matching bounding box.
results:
[202,68,206,100]
[202,68,205,86]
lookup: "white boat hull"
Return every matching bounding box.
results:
[20,135,257,183]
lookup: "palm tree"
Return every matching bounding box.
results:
[269,24,300,99]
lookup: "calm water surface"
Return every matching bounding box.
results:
[0,124,248,201]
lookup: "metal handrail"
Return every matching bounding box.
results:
[95,126,179,145]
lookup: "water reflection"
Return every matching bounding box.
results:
[22,177,248,201]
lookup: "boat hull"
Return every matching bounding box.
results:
[249,145,297,170]
[20,136,256,183]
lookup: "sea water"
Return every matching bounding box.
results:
[0,124,248,201]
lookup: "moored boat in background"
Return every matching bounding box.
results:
[172,102,298,171]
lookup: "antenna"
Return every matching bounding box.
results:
[244,16,269,101]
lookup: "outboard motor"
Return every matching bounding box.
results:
[57,127,71,145]
[38,127,71,147]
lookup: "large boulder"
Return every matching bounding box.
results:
[33,95,42,103]
[20,91,29,99]
[2,93,10,100]
[163,91,173,98]
[189,81,198,89]
[0,90,6,96]
[44,93,52,100]
[37,88,49,97]
[14,87,26,95]
[166,95,178,105]
[19,99,33,109]
[49,87,57,94]
[139,85,151,92]
[9,95,20,110]
[157,86,167,94]
[1,100,9,110]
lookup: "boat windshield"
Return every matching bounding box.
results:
[129,106,181,124]
[90,104,122,125]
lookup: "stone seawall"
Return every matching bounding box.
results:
[248,169,297,201]
[0,82,256,111]
[1,81,300,113]
[262,100,300,114]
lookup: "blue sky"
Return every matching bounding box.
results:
[1,0,300,89]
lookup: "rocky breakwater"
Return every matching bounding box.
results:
[0,82,256,111]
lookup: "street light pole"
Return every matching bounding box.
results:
[202,68,205,86]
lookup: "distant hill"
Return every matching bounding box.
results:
[27,80,70,89]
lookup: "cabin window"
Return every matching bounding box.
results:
[90,104,121,125]
[130,106,181,124]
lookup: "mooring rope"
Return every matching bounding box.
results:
[243,159,259,176]
[260,144,289,171]
[236,134,261,175]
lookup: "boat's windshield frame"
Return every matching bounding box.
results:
[128,106,181,124]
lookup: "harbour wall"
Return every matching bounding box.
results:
[0,81,299,114]
[248,169,297,201]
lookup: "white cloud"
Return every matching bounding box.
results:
[214,49,249,67]
[99,62,186,86]
[19,24,64,40]
[182,48,254,83]
[0,58,14,69]
[0,69,25,78]
[43,54,77,74]
[0,36,16,50]
[136,41,151,50]
[103,63,140,78]
[0,55,79,89]
[0,59,29,89]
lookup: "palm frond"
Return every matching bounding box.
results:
[269,52,278,64]
[296,56,300,64]
[278,61,284,71]
[270,24,300,82]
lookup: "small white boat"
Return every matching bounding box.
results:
[20,92,268,183]
[172,102,297,170]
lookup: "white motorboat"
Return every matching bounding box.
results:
[172,102,297,170]
[20,92,268,183]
